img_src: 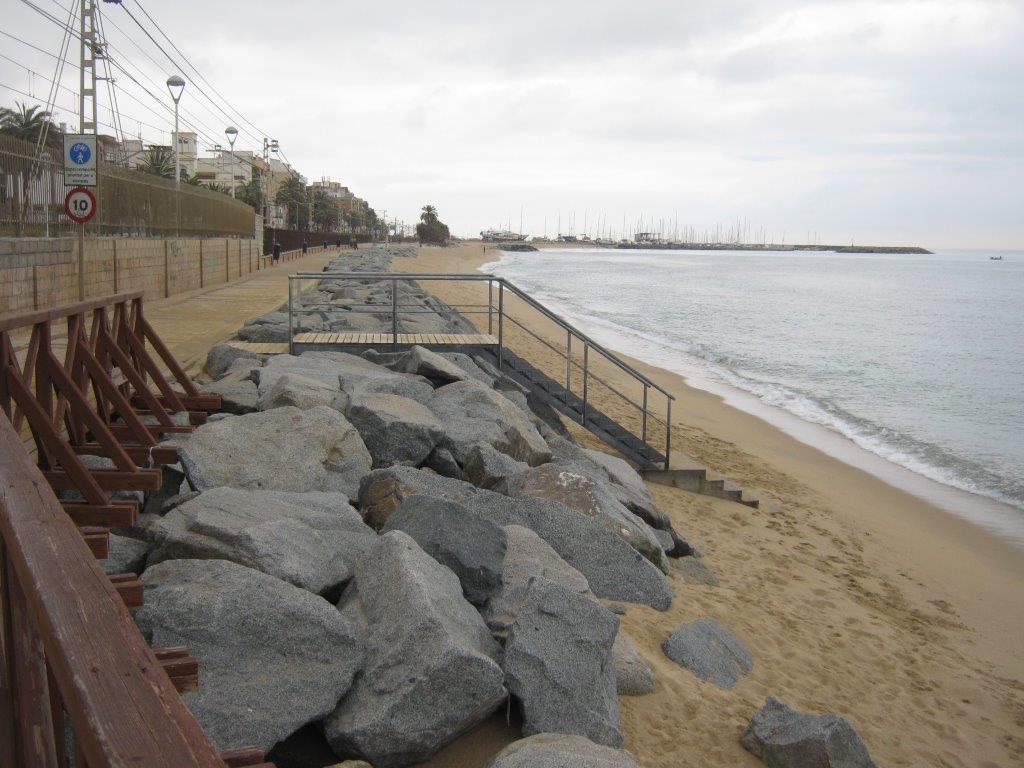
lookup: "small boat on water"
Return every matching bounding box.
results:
[990,256,1004,260]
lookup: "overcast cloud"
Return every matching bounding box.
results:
[3,0,1021,247]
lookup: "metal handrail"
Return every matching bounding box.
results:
[292,272,674,399]
[288,271,674,466]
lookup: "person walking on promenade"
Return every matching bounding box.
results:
[302,239,309,255]
[272,241,281,263]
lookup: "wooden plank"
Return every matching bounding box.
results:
[43,469,162,492]
[74,442,180,466]
[219,747,267,767]
[80,528,109,560]
[0,414,228,767]
[61,502,138,528]
[108,574,143,610]
[3,554,60,768]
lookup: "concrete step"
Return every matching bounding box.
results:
[642,456,759,509]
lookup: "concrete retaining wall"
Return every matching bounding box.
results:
[0,236,262,314]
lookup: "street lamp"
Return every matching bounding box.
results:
[165,75,185,191]
[225,126,238,198]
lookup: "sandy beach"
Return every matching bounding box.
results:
[402,242,1024,768]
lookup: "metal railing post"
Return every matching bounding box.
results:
[287,277,294,355]
[497,282,504,369]
[582,342,589,426]
[642,384,648,442]
[487,279,493,335]
[391,278,399,350]
[664,395,672,468]
[566,331,572,392]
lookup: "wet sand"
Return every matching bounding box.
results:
[404,242,1024,768]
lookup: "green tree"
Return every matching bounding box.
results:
[235,168,264,212]
[0,102,63,149]
[311,188,340,232]
[416,204,450,245]
[136,145,175,178]
[275,174,309,230]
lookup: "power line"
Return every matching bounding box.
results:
[116,2,266,148]
[131,0,270,141]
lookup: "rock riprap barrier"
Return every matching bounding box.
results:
[104,250,883,766]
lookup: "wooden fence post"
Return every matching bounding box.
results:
[198,240,204,289]
[32,266,39,310]
[224,240,229,283]
[163,240,170,298]
[112,239,119,293]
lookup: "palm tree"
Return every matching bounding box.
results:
[136,146,175,178]
[0,102,63,149]
[311,188,339,232]
[420,205,438,225]
[275,174,309,230]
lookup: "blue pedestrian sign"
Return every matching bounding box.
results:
[63,134,97,186]
[69,142,91,165]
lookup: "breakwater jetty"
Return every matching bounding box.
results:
[612,242,932,254]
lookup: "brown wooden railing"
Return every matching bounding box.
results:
[0,293,274,767]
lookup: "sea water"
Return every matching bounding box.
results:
[483,247,1024,543]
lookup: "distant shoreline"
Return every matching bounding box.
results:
[486,240,932,255]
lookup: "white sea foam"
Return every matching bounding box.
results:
[483,247,1024,539]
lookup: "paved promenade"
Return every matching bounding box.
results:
[145,248,339,374]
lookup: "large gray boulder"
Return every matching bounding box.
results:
[381,496,506,606]
[257,372,347,413]
[483,524,593,637]
[205,342,263,379]
[504,580,622,747]
[147,487,376,594]
[389,345,472,384]
[357,467,673,610]
[501,464,668,572]
[463,442,529,490]
[202,368,258,415]
[176,406,372,503]
[346,393,445,468]
[427,380,552,466]
[100,533,149,575]
[662,618,753,690]
[324,532,506,768]
[740,696,879,768]
[136,559,362,753]
[258,351,434,404]
[486,734,639,768]
[613,631,655,696]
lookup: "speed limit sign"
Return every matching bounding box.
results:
[65,187,97,224]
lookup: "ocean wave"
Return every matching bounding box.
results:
[481,253,1024,514]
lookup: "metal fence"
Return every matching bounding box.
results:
[0,135,256,238]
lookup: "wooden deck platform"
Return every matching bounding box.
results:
[227,333,498,357]
[293,332,498,346]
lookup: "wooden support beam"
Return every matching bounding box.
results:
[154,647,198,694]
[61,502,138,528]
[80,528,109,560]
[219,747,270,767]
[105,423,193,438]
[44,469,162,492]
[72,443,179,466]
[108,574,143,610]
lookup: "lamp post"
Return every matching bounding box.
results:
[165,76,185,188]
[225,126,238,197]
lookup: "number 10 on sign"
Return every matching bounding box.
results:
[65,187,97,224]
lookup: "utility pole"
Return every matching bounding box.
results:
[79,1,98,134]
[77,0,98,299]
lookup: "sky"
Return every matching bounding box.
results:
[2,0,1022,248]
